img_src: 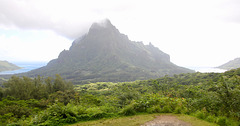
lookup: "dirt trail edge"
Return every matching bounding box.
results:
[141,115,191,126]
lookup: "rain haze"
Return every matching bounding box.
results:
[0,0,240,68]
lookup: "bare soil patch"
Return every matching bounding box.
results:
[141,115,191,126]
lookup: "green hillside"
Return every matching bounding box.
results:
[0,68,240,125]
[0,60,21,72]
[218,57,240,70]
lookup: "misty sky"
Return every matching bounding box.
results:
[0,0,240,67]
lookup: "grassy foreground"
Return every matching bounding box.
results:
[67,114,217,126]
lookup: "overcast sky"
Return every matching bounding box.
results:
[0,0,240,67]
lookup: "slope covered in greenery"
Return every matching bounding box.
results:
[218,57,240,70]
[1,68,240,125]
[0,60,21,72]
[25,20,194,84]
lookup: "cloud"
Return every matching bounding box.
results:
[0,30,71,62]
[1,0,240,66]
[0,1,50,29]
[1,0,239,40]
[0,0,134,39]
[219,0,240,23]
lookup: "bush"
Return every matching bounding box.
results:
[146,105,161,113]
[134,100,150,112]
[85,107,106,119]
[217,116,227,126]
[100,105,119,113]
[174,106,188,114]
[6,123,21,126]
[205,115,216,123]
[161,106,172,113]
[194,110,207,120]
[32,103,78,125]
[64,114,77,123]
[71,105,86,116]
[120,103,136,116]
[173,106,182,114]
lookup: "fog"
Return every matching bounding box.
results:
[0,0,240,67]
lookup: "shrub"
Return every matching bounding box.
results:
[194,111,206,119]
[146,105,161,114]
[173,106,182,114]
[6,123,21,126]
[71,105,86,115]
[4,105,32,118]
[32,103,78,125]
[64,114,77,123]
[85,107,106,119]
[161,106,172,113]
[205,115,216,123]
[217,116,227,126]
[120,103,136,116]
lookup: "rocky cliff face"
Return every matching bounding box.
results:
[26,19,194,84]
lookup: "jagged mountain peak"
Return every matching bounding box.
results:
[26,19,194,84]
[72,19,125,49]
[91,19,112,28]
[89,19,117,32]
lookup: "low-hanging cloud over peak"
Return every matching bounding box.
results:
[0,0,134,39]
[1,0,240,66]
[1,0,240,40]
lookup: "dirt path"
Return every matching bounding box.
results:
[141,115,191,126]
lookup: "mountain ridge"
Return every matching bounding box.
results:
[25,19,194,84]
[0,60,21,72]
[218,57,240,70]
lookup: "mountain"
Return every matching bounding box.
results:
[26,19,194,84]
[0,60,21,72]
[218,57,240,70]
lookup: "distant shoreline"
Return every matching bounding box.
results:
[186,66,226,73]
[0,62,47,75]
[0,62,227,75]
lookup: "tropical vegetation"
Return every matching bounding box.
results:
[0,68,240,125]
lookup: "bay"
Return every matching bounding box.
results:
[187,66,227,73]
[0,62,47,75]
[0,62,227,75]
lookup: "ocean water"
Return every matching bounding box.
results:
[187,66,227,73]
[0,62,47,75]
[0,62,227,75]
